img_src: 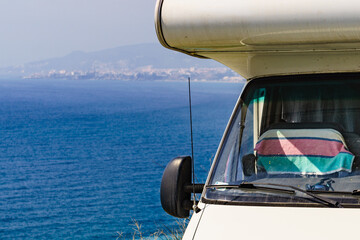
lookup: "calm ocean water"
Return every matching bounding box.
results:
[0,79,242,239]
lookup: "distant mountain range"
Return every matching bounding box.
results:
[0,43,219,74]
[0,43,243,82]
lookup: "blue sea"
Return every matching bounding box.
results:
[0,79,243,239]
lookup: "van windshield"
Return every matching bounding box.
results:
[207,74,360,206]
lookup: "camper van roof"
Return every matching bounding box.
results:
[155,0,360,80]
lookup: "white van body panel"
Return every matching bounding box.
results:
[155,0,360,79]
[183,204,359,240]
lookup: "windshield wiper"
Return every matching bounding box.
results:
[307,189,359,195]
[207,183,296,195]
[243,182,343,208]
[208,182,343,208]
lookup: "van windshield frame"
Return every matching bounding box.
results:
[205,73,360,207]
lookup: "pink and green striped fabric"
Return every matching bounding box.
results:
[254,129,354,175]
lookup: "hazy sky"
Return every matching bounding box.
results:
[0,0,158,67]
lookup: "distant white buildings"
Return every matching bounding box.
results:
[23,67,245,82]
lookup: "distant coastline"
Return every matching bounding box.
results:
[22,67,245,83]
[0,43,245,83]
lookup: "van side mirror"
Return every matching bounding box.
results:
[160,156,204,218]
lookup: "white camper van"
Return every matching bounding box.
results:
[155,0,360,239]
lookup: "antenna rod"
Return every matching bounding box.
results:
[188,78,194,178]
[188,77,200,213]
